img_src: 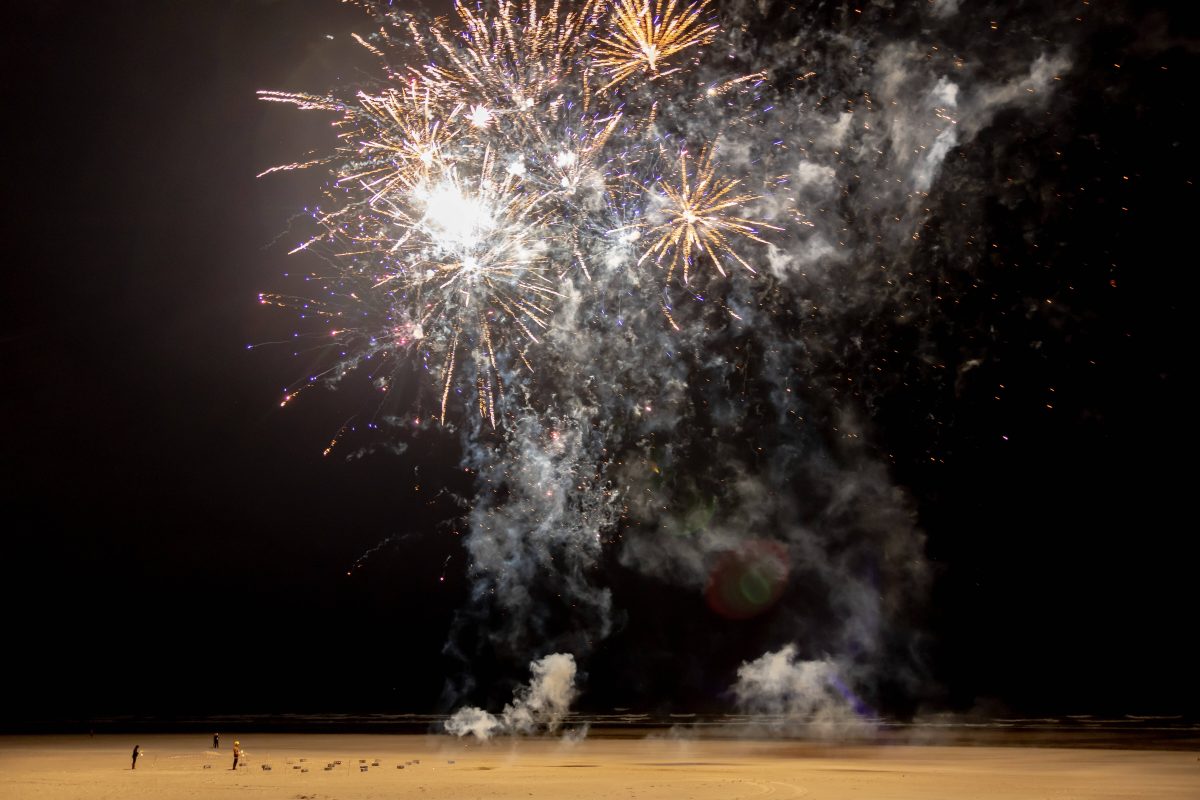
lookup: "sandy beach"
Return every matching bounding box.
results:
[2,733,1196,799]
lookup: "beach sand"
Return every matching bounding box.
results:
[2,733,1197,799]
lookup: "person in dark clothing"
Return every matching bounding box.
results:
[131,745,140,770]
[213,733,219,749]
[231,740,241,770]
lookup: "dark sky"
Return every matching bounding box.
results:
[1,0,1195,725]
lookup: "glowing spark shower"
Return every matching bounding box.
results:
[258,0,779,426]
[593,0,719,89]
[639,145,781,285]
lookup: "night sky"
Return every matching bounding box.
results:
[2,0,1195,727]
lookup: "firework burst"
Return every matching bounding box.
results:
[639,145,780,285]
[259,0,784,429]
[592,0,719,90]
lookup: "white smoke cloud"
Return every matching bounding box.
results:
[929,76,960,109]
[793,160,837,189]
[913,127,960,193]
[974,52,1071,124]
[909,52,1071,193]
[732,645,865,732]
[819,112,854,148]
[929,0,961,19]
[443,705,500,740]
[446,652,579,740]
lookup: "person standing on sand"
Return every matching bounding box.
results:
[231,740,241,770]
[131,745,140,770]
[213,733,219,749]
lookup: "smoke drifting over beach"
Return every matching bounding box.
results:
[732,645,867,732]
[446,652,579,739]
[258,0,1107,725]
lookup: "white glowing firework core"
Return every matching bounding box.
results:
[467,104,493,128]
[419,183,496,252]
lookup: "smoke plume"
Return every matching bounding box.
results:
[445,652,579,740]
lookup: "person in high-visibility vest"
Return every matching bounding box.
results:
[231,741,241,770]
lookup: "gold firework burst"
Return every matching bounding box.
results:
[422,0,602,118]
[347,81,460,199]
[258,0,781,429]
[639,146,779,285]
[593,0,718,90]
[369,148,561,426]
